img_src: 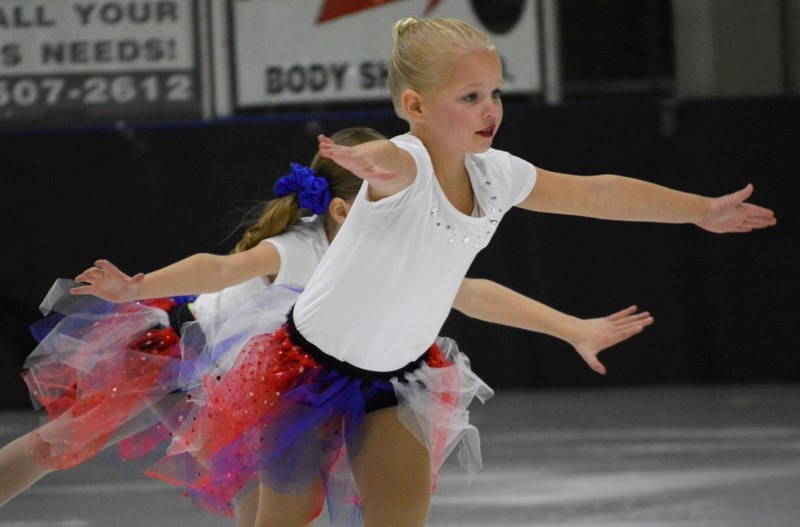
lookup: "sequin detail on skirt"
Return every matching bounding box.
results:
[146,325,493,525]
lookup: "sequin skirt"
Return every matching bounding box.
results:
[145,319,493,525]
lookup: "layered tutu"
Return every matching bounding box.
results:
[146,318,493,525]
[116,284,303,461]
[20,279,300,470]
[22,279,190,469]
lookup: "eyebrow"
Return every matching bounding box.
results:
[459,81,504,92]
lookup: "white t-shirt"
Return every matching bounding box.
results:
[293,133,537,372]
[191,216,328,322]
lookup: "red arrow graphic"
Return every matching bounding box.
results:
[318,0,443,24]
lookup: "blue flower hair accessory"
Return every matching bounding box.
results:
[274,163,332,215]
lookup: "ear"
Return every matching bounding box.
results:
[401,89,425,123]
[328,197,351,225]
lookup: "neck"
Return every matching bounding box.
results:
[411,130,474,215]
[411,130,466,184]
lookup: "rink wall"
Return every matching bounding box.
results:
[1,97,797,406]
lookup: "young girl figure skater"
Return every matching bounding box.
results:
[307,16,775,527]
[89,16,774,527]
[1,127,651,526]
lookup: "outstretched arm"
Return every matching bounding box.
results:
[70,242,281,302]
[317,134,417,200]
[520,169,776,233]
[453,278,653,374]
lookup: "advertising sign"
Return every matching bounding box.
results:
[0,0,202,129]
[231,0,541,109]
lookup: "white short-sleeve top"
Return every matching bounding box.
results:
[191,216,328,322]
[293,134,537,372]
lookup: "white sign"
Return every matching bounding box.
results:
[0,1,196,74]
[0,0,201,127]
[232,0,541,108]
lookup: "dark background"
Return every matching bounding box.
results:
[1,97,798,407]
[1,0,798,406]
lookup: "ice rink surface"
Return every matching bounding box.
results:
[2,383,798,526]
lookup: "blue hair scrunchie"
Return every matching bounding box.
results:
[274,163,332,215]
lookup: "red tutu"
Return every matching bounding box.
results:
[146,323,493,525]
[21,280,190,469]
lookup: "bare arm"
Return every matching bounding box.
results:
[317,134,417,200]
[453,278,653,374]
[70,242,281,302]
[519,169,776,233]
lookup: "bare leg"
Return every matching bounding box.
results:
[0,432,53,507]
[0,392,187,509]
[253,479,322,527]
[234,485,260,527]
[350,407,432,527]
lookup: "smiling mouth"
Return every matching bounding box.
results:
[477,126,495,138]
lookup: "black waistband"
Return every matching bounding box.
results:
[286,307,429,382]
[168,302,196,334]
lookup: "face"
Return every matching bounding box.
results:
[417,50,504,155]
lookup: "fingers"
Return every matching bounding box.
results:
[608,306,653,327]
[74,266,103,284]
[733,183,754,202]
[607,305,638,321]
[742,205,777,228]
[69,284,93,295]
[589,360,606,375]
[71,259,128,295]
[578,350,606,375]
[94,259,120,272]
[317,135,336,159]
[617,314,654,333]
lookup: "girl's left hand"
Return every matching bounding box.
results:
[696,184,776,233]
[568,306,654,375]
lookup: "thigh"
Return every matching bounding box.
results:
[350,406,432,527]
[233,485,259,527]
[254,478,323,527]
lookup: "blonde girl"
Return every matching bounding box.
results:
[307,16,775,527]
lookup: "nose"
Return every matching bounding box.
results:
[482,100,499,121]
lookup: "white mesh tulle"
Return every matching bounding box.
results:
[392,336,494,479]
[175,284,302,392]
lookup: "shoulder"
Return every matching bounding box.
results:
[390,134,430,166]
[469,148,538,205]
[263,217,327,274]
[389,133,434,184]
[265,216,326,246]
[471,147,534,171]
[389,133,422,150]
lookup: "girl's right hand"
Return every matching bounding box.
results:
[317,134,396,181]
[71,259,144,303]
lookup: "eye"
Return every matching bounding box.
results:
[492,89,503,100]
[462,92,478,103]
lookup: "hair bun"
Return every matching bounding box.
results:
[394,16,420,39]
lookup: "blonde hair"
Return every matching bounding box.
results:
[234,127,385,253]
[389,17,497,118]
